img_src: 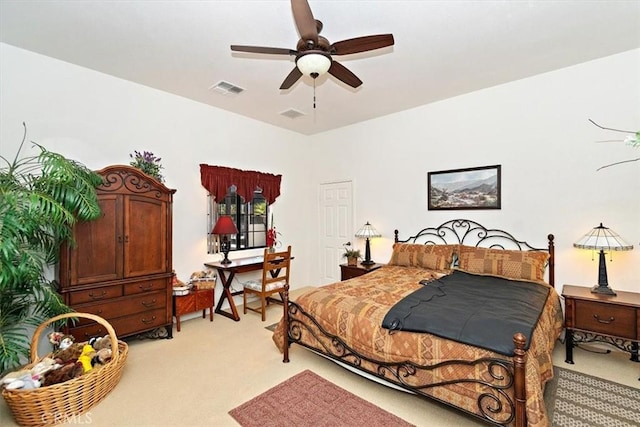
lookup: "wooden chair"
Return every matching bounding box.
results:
[243,245,292,321]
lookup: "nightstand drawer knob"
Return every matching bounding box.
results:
[593,314,615,324]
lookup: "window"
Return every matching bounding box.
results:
[207,186,268,254]
[200,164,281,254]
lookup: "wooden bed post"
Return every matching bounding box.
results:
[547,234,555,288]
[283,282,290,363]
[513,333,527,427]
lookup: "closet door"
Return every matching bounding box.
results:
[68,194,123,285]
[123,195,167,277]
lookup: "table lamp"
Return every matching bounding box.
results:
[212,215,238,264]
[573,223,633,295]
[355,221,381,265]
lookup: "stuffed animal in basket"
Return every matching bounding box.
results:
[89,335,111,351]
[1,357,59,390]
[77,344,96,373]
[41,334,113,384]
[42,362,83,387]
[3,373,42,390]
[51,335,85,364]
[77,345,113,373]
[90,335,113,366]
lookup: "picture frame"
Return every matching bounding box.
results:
[428,165,501,210]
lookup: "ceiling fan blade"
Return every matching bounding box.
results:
[231,45,297,56]
[291,0,318,47]
[328,61,363,88]
[331,34,395,55]
[280,67,303,90]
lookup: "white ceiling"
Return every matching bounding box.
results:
[1,1,639,136]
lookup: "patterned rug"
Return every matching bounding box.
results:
[545,366,640,426]
[229,370,414,427]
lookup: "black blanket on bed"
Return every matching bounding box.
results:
[381,270,550,356]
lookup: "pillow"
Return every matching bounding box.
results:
[456,245,549,282]
[388,243,457,271]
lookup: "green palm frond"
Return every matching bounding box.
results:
[0,123,101,373]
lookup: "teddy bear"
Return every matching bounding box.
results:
[42,362,83,387]
[88,335,111,351]
[51,335,84,364]
[90,336,113,366]
[91,348,112,367]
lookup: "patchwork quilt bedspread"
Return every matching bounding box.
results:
[273,265,563,427]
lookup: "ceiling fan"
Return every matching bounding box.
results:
[230,0,394,90]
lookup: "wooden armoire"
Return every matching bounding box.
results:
[58,165,176,340]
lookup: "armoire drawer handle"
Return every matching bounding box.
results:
[89,290,107,300]
[141,299,157,308]
[594,314,615,324]
[141,315,157,324]
[138,283,154,291]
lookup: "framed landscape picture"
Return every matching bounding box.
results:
[428,165,501,210]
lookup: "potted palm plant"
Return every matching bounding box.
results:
[0,124,102,373]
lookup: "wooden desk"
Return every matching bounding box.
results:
[204,256,290,321]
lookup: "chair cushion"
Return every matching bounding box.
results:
[243,279,287,292]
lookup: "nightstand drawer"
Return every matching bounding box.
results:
[340,263,383,281]
[575,300,636,339]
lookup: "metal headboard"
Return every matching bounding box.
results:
[394,219,555,286]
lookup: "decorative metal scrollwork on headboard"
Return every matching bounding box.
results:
[394,219,546,251]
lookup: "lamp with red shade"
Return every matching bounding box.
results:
[212,216,238,264]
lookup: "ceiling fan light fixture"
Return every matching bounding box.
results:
[296,51,331,78]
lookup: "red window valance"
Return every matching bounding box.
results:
[199,164,282,205]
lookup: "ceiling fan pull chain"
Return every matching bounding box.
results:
[313,78,317,109]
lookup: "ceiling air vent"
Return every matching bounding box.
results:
[280,108,306,119]
[209,81,244,96]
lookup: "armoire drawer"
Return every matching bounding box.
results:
[108,308,169,337]
[68,284,123,305]
[73,291,168,325]
[69,307,168,340]
[124,278,168,295]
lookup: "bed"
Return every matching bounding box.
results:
[272,219,563,427]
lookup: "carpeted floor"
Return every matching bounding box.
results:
[544,366,640,427]
[229,370,415,427]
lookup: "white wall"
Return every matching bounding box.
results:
[0,43,314,302]
[2,42,639,298]
[308,49,640,293]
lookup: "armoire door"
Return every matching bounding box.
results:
[124,195,168,277]
[69,194,123,285]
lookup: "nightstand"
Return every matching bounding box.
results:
[562,284,640,370]
[173,287,214,332]
[340,263,383,281]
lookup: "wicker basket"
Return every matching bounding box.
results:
[189,277,216,290]
[1,313,128,426]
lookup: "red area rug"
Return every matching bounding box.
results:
[229,369,414,427]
